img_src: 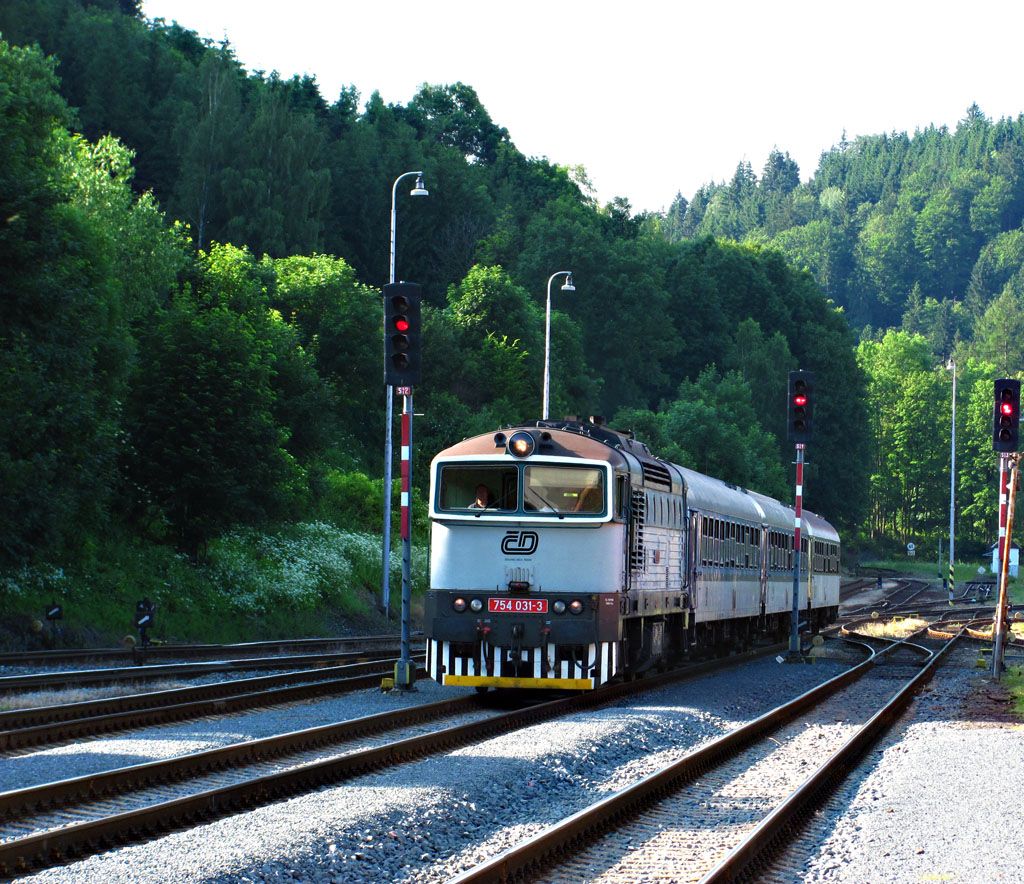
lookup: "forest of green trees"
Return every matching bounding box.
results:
[2,0,1023,634]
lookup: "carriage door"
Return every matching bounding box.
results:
[759,524,769,624]
[687,511,701,612]
[803,534,812,610]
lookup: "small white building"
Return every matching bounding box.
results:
[988,542,1019,577]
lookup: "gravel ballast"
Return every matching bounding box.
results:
[14,656,846,883]
[1,678,473,793]
[10,638,1022,883]
[766,644,1024,883]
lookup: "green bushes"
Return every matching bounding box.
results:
[0,524,426,647]
[313,469,430,538]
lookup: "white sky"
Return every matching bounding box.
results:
[142,0,1024,214]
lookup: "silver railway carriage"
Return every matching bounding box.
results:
[425,419,840,690]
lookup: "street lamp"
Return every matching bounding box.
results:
[382,171,428,617]
[542,271,575,420]
[946,357,956,604]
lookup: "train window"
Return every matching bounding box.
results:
[615,475,628,519]
[524,465,605,514]
[439,466,519,512]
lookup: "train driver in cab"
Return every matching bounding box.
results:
[469,484,493,509]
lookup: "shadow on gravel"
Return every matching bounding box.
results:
[1,749,160,792]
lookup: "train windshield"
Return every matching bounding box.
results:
[438,466,519,512]
[524,466,605,514]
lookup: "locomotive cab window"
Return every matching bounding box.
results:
[524,465,605,514]
[439,466,519,511]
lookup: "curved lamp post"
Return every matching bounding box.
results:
[542,271,575,420]
[382,171,428,616]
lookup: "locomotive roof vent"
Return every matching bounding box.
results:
[640,459,673,489]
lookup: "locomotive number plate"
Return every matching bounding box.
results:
[488,598,548,614]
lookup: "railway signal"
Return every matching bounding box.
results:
[384,282,422,387]
[135,598,155,648]
[785,369,815,659]
[787,370,815,444]
[992,378,1020,452]
[382,279,423,690]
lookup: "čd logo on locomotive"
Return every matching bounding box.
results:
[501,530,539,555]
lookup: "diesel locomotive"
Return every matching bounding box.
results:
[425,418,840,690]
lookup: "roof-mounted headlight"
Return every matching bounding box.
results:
[508,431,535,458]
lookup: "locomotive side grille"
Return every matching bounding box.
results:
[641,460,672,489]
[630,488,646,572]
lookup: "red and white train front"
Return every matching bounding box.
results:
[425,428,627,690]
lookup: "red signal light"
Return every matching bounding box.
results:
[1002,402,1015,416]
[793,394,807,406]
[394,317,410,332]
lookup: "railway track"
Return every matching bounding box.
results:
[0,632,409,668]
[841,577,934,617]
[0,646,788,876]
[0,657,420,751]
[0,647,408,693]
[837,576,876,600]
[449,623,960,883]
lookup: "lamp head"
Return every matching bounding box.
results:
[411,175,429,197]
[561,273,575,293]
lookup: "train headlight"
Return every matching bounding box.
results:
[453,597,467,612]
[553,600,567,614]
[569,599,584,615]
[507,431,535,458]
[470,598,483,612]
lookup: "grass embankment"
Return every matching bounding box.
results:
[0,523,427,649]
[1005,667,1024,716]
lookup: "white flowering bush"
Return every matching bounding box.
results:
[207,522,428,616]
[0,566,70,600]
[0,525,430,646]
